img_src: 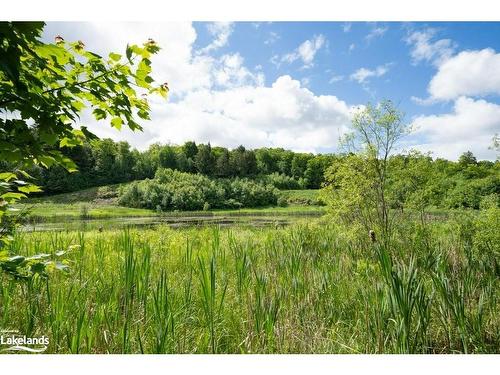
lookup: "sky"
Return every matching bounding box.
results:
[41,21,500,160]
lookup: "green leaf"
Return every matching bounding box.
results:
[109,52,121,62]
[0,192,27,202]
[0,172,17,182]
[92,108,107,120]
[137,110,150,120]
[18,184,42,194]
[71,100,86,112]
[60,136,83,148]
[111,117,123,129]
[126,44,133,61]
[39,131,58,145]
[38,155,57,168]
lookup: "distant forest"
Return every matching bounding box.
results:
[5,138,498,210]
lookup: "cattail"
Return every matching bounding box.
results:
[369,230,376,243]
[54,35,64,44]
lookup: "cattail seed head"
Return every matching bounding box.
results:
[369,230,376,243]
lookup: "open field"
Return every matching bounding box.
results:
[2,211,498,354]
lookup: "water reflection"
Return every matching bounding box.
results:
[21,215,304,232]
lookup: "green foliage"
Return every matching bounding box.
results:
[195,143,216,175]
[261,172,305,190]
[118,168,278,211]
[2,214,499,353]
[0,21,167,251]
[322,153,380,234]
[0,247,71,280]
[0,22,165,173]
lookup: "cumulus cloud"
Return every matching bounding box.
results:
[41,23,352,153]
[350,64,391,84]
[410,96,500,160]
[428,48,500,100]
[142,75,354,153]
[43,22,215,96]
[213,53,265,88]
[405,28,455,66]
[281,34,326,68]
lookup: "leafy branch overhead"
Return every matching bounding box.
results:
[0,21,168,269]
[0,22,167,171]
[0,22,167,208]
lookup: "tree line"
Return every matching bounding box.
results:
[11,136,496,211]
[17,139,337,194]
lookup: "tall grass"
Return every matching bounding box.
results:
[0,212,498,353]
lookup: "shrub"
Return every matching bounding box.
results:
[119,168,278,211]
[261,173,305,190]
[277,195,288,207]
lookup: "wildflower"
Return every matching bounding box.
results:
[369,230,376,243]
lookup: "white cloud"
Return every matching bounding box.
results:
[410,96,500,160]
[428,48,500,100]
[342,23,352,33]
[365,24,388,42]
[348,43,355,53]
[300,77,311,87]
[125,75,355,153]
[281,35,326,68]
[43,22,216,96]
[329,75,344,84]
[264,31,280,45]
[213,53,265,88]
[199,22,234,54]
[350,64,390,84]
[405,28,455,66]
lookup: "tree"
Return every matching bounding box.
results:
[182,141,198,159]
[159,145,178,170]
[195,143,216,175]
[242,149,258,176]
[291,153,311,179]
[215,149,232,177]
[0,22,167,274]
[182,141,198,173]
[255,148,275,175]
[304,155,331,189]
[458,151,477,167]
[390,151,437,223]
[323,100,409,241]
[277,150,294,176]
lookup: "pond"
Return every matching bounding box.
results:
[20,213,319,232]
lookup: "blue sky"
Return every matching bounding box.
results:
[43,22,500,160]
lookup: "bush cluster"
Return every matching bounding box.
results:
[259,173,305,190]
[119,168,278,211]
